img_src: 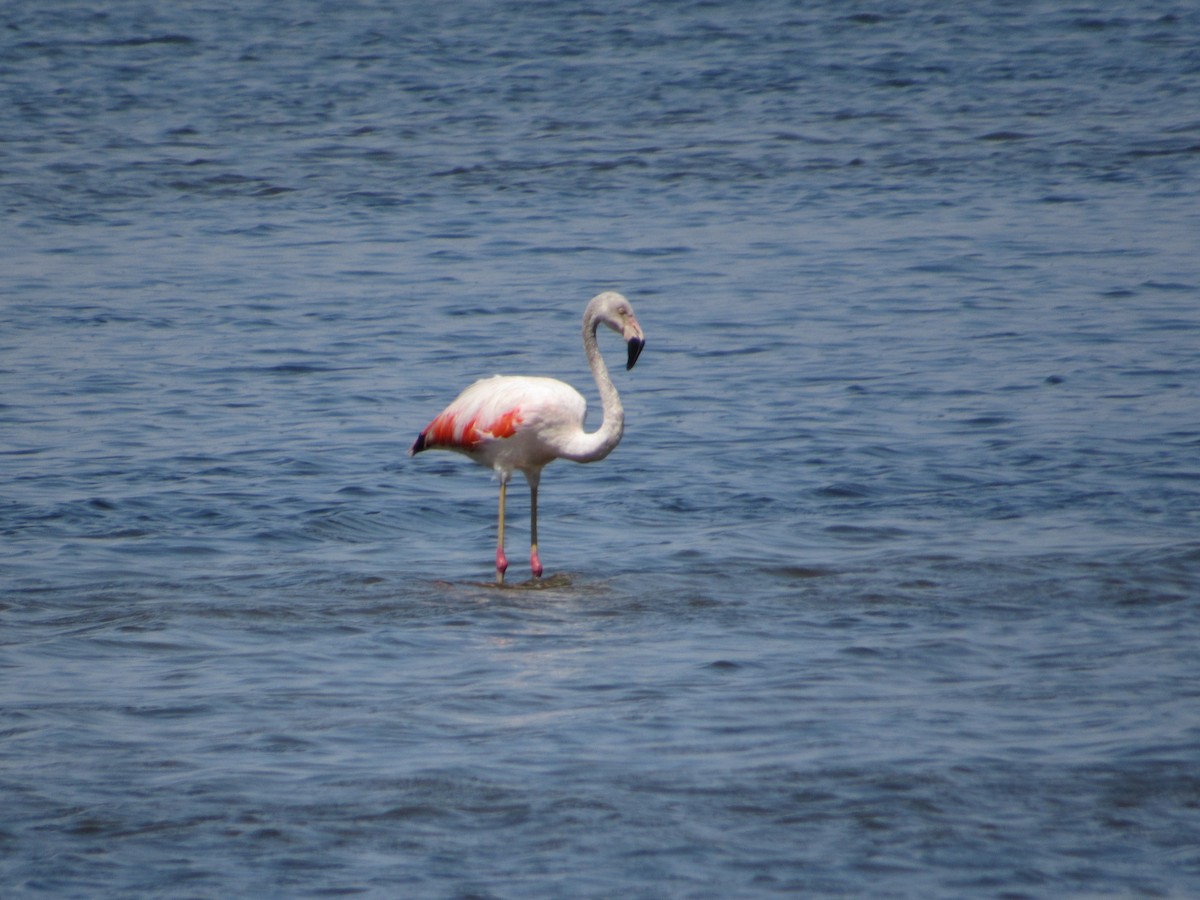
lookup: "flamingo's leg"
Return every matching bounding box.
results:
[495,479,508,584]
[529,473,543,578]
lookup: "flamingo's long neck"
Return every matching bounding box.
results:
[559,312,624,463]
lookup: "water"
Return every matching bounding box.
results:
[3,1,1200,896]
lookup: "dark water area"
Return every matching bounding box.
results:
[3,1,1200,896]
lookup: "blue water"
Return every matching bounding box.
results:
[4,1,1200,896]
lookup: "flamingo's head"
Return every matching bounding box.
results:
[589,291,645,370]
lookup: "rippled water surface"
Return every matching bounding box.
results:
[4,1,1200,896]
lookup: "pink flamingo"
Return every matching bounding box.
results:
[410,291,646,584]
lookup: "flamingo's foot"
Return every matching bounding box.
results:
[496,547,508,585]
[530,546,543,579]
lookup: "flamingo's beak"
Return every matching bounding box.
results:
[620,310,645,370]
[626,336,645,370]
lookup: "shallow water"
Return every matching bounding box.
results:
[3,1,1200,896]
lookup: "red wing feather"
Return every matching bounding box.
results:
[419,407,523,452]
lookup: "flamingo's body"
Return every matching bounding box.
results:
[410,291,645,583]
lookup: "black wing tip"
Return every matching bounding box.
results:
[409,432,427,456]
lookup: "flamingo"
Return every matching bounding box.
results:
[409,291,645,584]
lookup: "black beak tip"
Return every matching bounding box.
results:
[626,337,645,370]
